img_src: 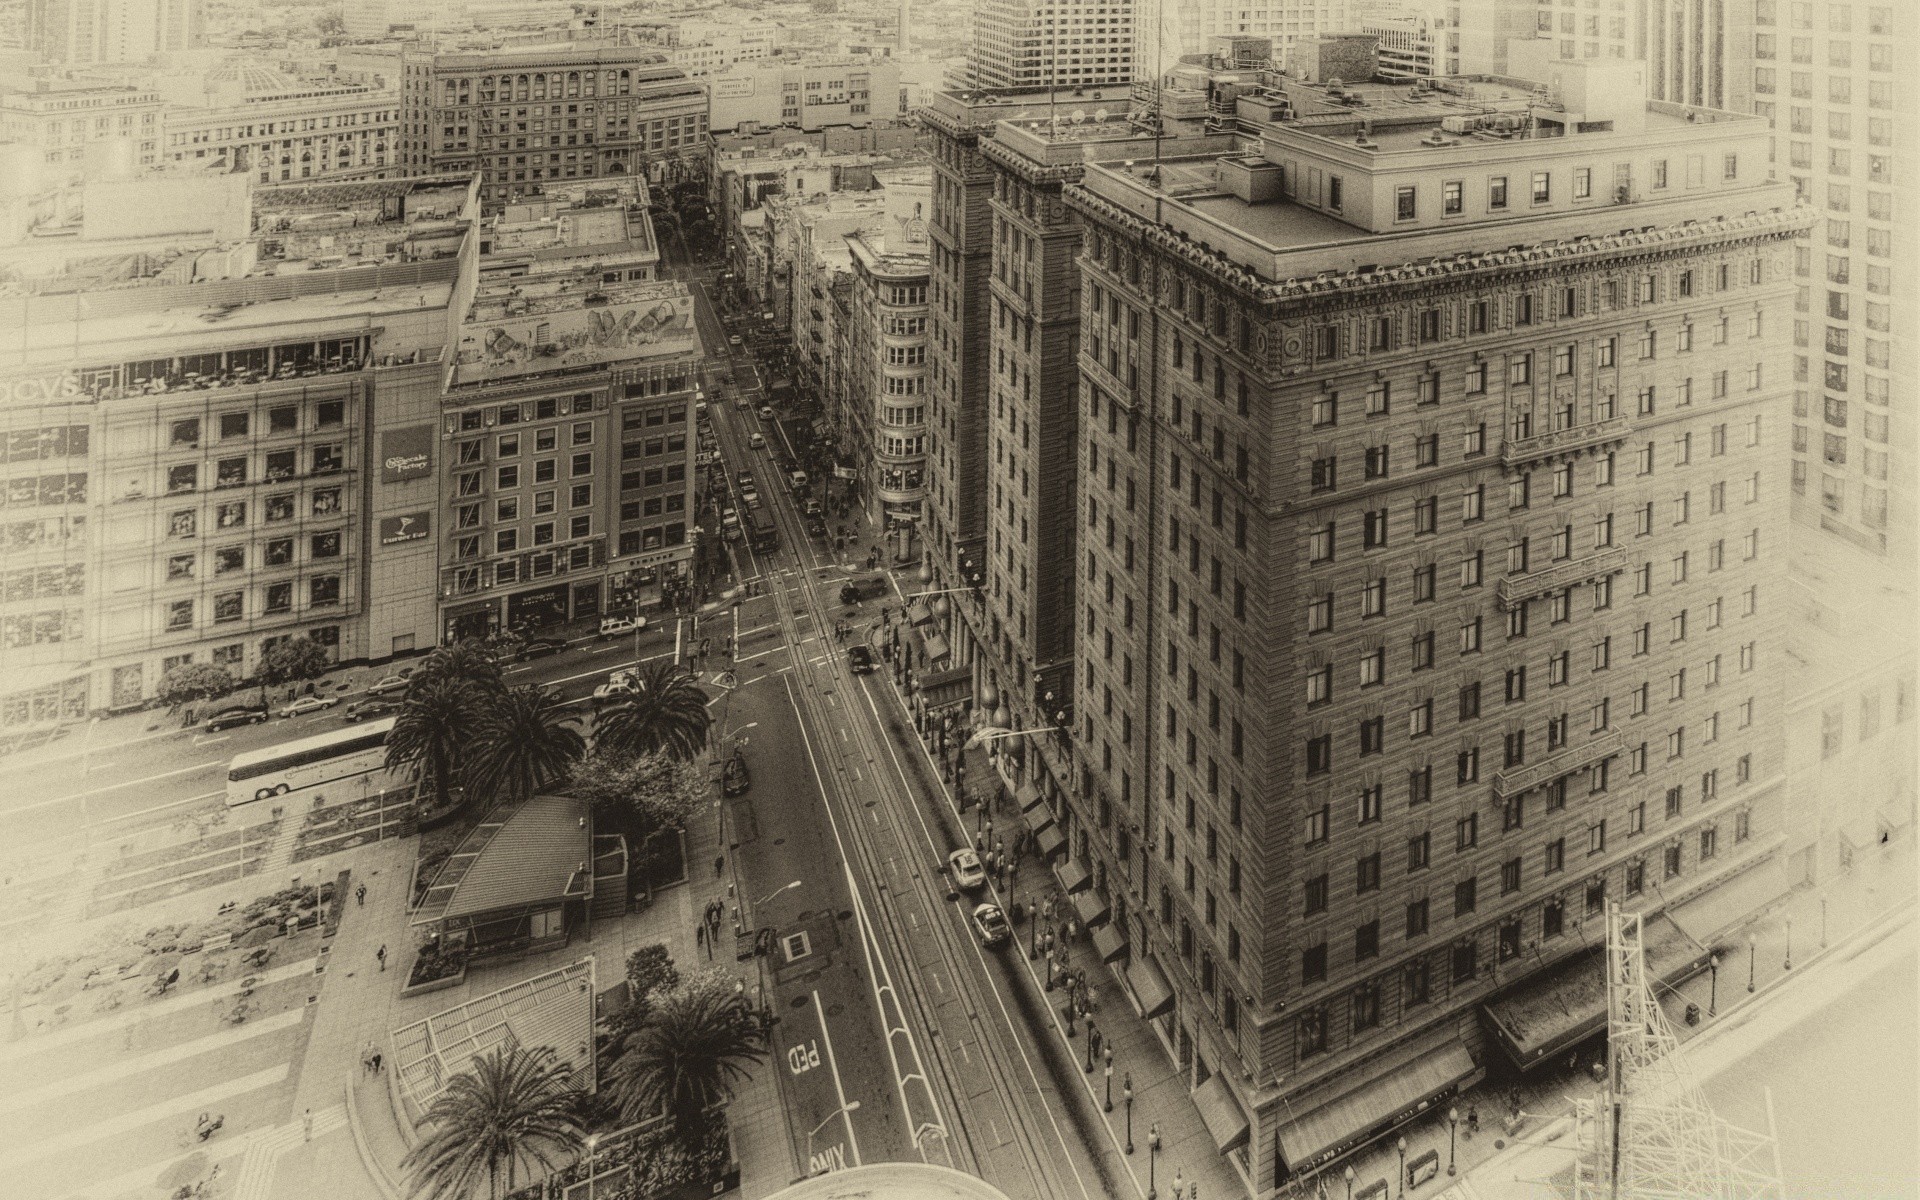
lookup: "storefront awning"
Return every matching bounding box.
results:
[1276,1041,1480,1174]
[1667,852,1788,949]
[1057,859,1092,895]
[1071,887,1109,927]
[1093,921,1129,964]
[1035,823,1067,860]
[907,600,935,626]
[1016,782,1045,813]
[1482,912,1707,1069]
[1193,1073,1251,1154]
[1023,803,1056,835]
[923,631,951,662]
[917,665,972,708]
[1124,954,1175,1019]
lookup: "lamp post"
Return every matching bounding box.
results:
[1104,1047,1115,1112]
[1747,932,1757,992]
[804,1101,860,1174]
[1708,951,1720,1017]
[1085,1019,1097,1071]
[1171,1170,1186,1200]
[1345,1165,1355,1200]
[1124,1074,1135,1153]
[586,1134,599,1200]
[1147,1124,1161,1200]
[1064,991,1077,1037]
[1448,1106,1458,1176]
[1820,892,1829,948]
[1030,896,1040,959]
[1396,1136,1407,1200]
[756,879,802,908]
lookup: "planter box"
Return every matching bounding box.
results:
[400,962,467,998]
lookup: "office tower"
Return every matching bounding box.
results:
[26,0,202,65]
[967,0,1136,89]
[0,177,474,720]
[439,178,702,640]
[845,176,933,527]
[1052,59,1805,1190]
[1166,0,1355,60]
[397,43,707,211]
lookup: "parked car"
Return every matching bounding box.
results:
[204,706,267,731]
[740,484,759,506]
[847,643,876,674]
[803,498,824,518]
[365,673,412,697]
[341,700,398,723]
[970,902,1011,947]
[722,750,752,797]
[948,848,987,892]
[278,695,340,718]
[728,334,743,347]
[599,615,648,639]
[748,433,766,449]
[737,398,752,412]
[736,471,755,488]
[516,637,568,661]
[758,405,775,421]
[789,469,809,489]
[805,514,828,538]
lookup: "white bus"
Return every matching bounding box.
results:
[226,717,407,808]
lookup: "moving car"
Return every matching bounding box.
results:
[758,405,775,420]
[748,433,766,449]
[737,398,752,412]
[599,615,648,639]
[728,334,743,347]
[722,511,743,542]
[802,499,824,518]
[722,750,751,797]
[789,469,809,489]
[593,681,637,704]
[515,637,567,661]
[341,699,398,723]
[204,706,267,731]
[278,695,340,718]
[948,848,987,892]
[365,672,412,697]
[735,471,755,488]
[846,643,876,674]
[739,484,759,506]
[970,902,1011,947]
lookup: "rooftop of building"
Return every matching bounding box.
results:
[486,177,658,266]
[921,82,1138,131]
[450,275,699,387]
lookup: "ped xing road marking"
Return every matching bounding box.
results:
[0,1007,306,1115]
[787,1039,822,1075]
[812,989,862,1169]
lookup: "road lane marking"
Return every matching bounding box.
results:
[0,1007,306,1115]
[812,989,862,1169]
[0,1063,290,1171]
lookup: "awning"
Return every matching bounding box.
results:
[923,631,951,661]
[1072,887,1109,927]
[1125,954,1175,1019]
[1093,921,1129,963]
[1482,912,1707,1069]
[1193,1073,1251,1154]
[1016,782,1045,813]
[907,600,935,626]
[1056,859,1092,895]
[1035,824,1067,859]
[917,665,972,708]
[1667,854,1789,949]
[1276,1041,1480,1174]
[1023,803,1056,835]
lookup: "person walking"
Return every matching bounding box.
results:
[371,1049,382,1074]
[355,883,366,907]
[375,944,386,972]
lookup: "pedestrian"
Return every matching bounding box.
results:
[375,944,386,972]
[715,854,726,878]
[1066,918,1079,943]
[303,1108,314,1141]
[371,1049,382,1074]
[355,883,366,907]
[361,1046,373,1075]
[696,923,707,951]
[1466,1105,1479,1137]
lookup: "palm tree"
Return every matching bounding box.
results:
[606,981,765,1139]
[593,662,712,762]
[402,1044,584,1200]
[386,677,482,815]
[415,638,507,693]
[463,684,586,809]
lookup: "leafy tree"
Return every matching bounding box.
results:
[464,685,586,810]
[156,663,235,708]
[258,637,332,687]
[592,662,712,762]
[402,1045,584,1200]
[606,970,766,1141]
[568,748,706,833]
[386,678,481,815]
[601,944,681,1061]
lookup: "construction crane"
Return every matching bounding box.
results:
[1572,903,1786,1200]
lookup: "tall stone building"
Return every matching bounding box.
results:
[965,0,1136,89]
[1043,59,1807,1191]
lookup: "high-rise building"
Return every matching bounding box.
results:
[0,177,475,722]
[26,0,202,65]
[966,0,1136,89]
[1164,0,1355,62]
[1514,0,1751,112]
[395,43,707,211]
[1038,59,1805,1192]
[845,200,933,527]
[437,177,703,641]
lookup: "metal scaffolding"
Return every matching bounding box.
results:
[1572,903,1786,1200]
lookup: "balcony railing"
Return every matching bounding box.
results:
[1492,728,1625,801]
[1496,545,1629,611]
[1500,416,1632,470]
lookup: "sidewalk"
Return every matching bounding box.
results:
[313,810,794,1200]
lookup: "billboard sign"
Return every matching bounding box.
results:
[378,512,431,545]
[451,285,700,385]
[379,424,434,482]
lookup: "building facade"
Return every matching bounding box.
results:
[707,56,906,133]
[967,0,1136,89]
[162,72,401,185]
[0,177,474,724]
[1050,60,1807,1193]
[0,80,162,187]
[846,209,931,526]
[26,0,202,65]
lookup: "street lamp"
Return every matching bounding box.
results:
[1344,1165,1355,1200]
[1820,892,1829,948]
[1747,932,1757,992]
[964,724,1057,750]
[1104,1046,1115,1112]
[586,1134,599,1200]
[1448,1106,1458,1175]
[756,879,802,907]
[1396,1136,1407,1200]
[1708,952,1720,1017]
[1123,1073,1135,1153]
[1171,1170,1186,1200]
[1085,1019,1097,1071]
[1147,1124,1161,1200]
[805,1101,860,1174]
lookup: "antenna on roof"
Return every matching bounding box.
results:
[1149,0,1166,181]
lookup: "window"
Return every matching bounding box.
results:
[1304,873,1328,915]
[1454,876,1478,916]
[1490,176,1508,209]
[1396,186,1417,221]
[1531,171,1551,204]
